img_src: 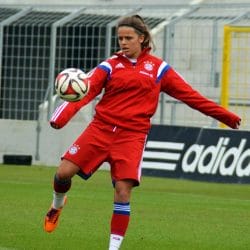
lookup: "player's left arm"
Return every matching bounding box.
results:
[161,67,241,129]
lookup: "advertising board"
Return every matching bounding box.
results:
[142,125,250,183]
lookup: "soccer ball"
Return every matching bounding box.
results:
[55,68,89,102]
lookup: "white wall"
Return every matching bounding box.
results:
[0,120,36,162]
[0,118,88,166]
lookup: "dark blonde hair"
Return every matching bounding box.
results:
[117,15,153,49]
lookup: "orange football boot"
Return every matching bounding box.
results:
[44,196,67,233]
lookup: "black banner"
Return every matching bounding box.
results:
[142,125,250,183]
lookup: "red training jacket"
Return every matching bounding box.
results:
[50,48,241,133]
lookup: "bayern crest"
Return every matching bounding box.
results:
[144,61,154,71]
[69,144,80,155]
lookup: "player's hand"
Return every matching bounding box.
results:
[234,119,241,129]
[232,118,241,129]
[50,121,60,129]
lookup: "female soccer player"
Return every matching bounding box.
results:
[44,15,241,249]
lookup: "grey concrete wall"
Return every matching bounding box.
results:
[0,119,87,166]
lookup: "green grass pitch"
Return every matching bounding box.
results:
[1,164,250,250]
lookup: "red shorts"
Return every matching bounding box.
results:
[62,119,147,186]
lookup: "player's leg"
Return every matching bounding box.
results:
[44,121,111,233]
[108,129,146,249]
[52,159,80,208]
[109,179,135,250]
[44,159,80,233]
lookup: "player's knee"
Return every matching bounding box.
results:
[57,159,80,179]
[114,180,134,202]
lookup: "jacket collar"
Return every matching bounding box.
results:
[114,47,151,62]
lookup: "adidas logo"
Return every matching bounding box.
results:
[143,140,184,171]
[115,63,125,69]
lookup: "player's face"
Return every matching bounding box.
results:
[117,26,145,59]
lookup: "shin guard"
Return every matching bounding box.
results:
[53,174,72,193]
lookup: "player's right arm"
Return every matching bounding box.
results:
[50,66,107,129]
